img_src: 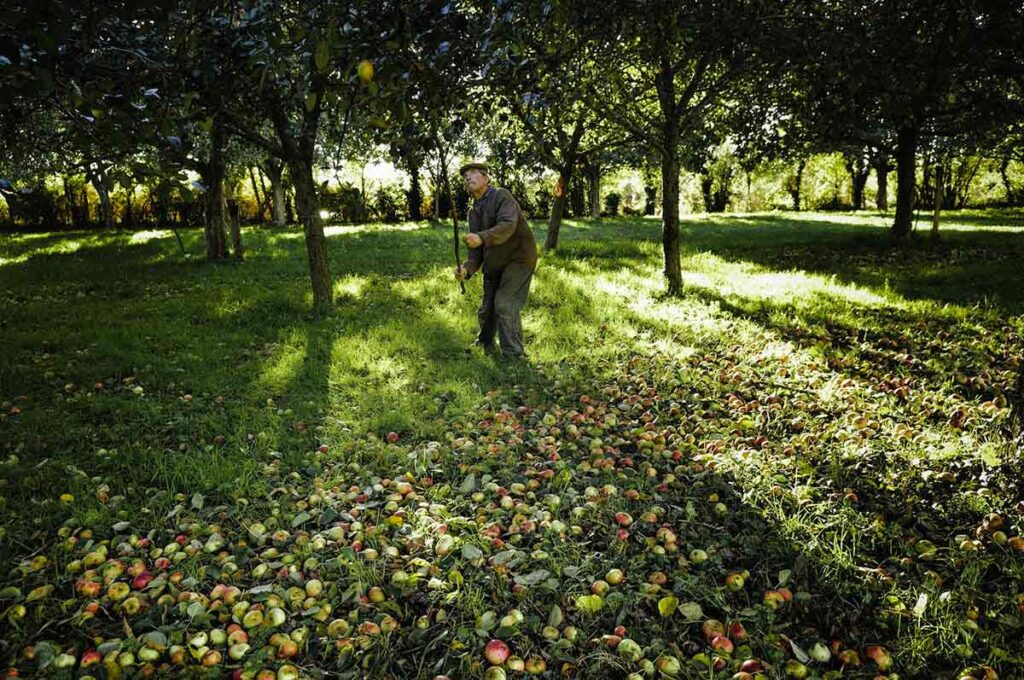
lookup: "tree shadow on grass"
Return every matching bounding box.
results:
[675,213,1024,315]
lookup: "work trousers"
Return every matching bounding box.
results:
[477,262,534,357]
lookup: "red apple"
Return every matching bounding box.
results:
[710,635,734,654]
[485,639,510,666]
[865,645,891,671]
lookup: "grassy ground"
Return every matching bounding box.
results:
[1,210,1022,679]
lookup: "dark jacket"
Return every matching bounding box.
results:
[462,186,538,278]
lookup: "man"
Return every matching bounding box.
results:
[455,162,538,358]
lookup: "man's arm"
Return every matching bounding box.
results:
[462,244,483,278]
[479,189,519,246]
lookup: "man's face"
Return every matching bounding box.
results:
[463,169,488,196]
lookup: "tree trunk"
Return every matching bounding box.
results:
[644,184,657,215]
[847,154,869,210]
[545,172,571,251]
[790,159,805,211]
[874,152,889,210]
[62,177,79,229]
[586,163,601,218]
[700,173,714,213]
[289,159,332,313]
[931,164,943,242]
[262,161,286,226]
[999,155,1013,205]
[202,123,229,261]
[661,149,682,296]
[249,166,264,223]
[408,162,422,221]
[122,186,134,229]
[88,169,114,229]
[228,199,244,259]
[891,125,918,241]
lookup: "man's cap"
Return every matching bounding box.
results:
[459,162,489,176]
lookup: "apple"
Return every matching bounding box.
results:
[728,621,748,640]
[617,638,643,661]
[277,640,298,659]
[357,60,374,83]
[724,572,745,591]
[809,641,831,663]
[107,582,130,601]
[740,659,763,672]
[763,590,785,610]
[483,668,507,680]
[243,610,264,628]
[386,431,399,443]
[485,639,510,666]
[702,619,725,642]
[524,657,546,675]
[709,635,734,654]
[865,645,891,671]
[605,568,625,585]
[839,650,861,666]
[266,607,287,627]
[785,660,808,678]
[277,665,300,680]
[655,655,681,677]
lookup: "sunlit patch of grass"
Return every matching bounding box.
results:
[129,229,173,243]
[334,273,370,298]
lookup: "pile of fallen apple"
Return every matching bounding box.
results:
[2,347,1022,679]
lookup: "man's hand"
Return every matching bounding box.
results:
[454,265,468,281]
[463,232,483,249]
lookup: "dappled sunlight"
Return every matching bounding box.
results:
[682,252,893,308]
[129,229,173,243]
[323,221,430,237]
[256,327,311,391]
[333,273,371,299]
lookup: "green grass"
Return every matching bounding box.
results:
[1,210,1023,678]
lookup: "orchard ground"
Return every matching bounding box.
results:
[1,210,1023,679]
